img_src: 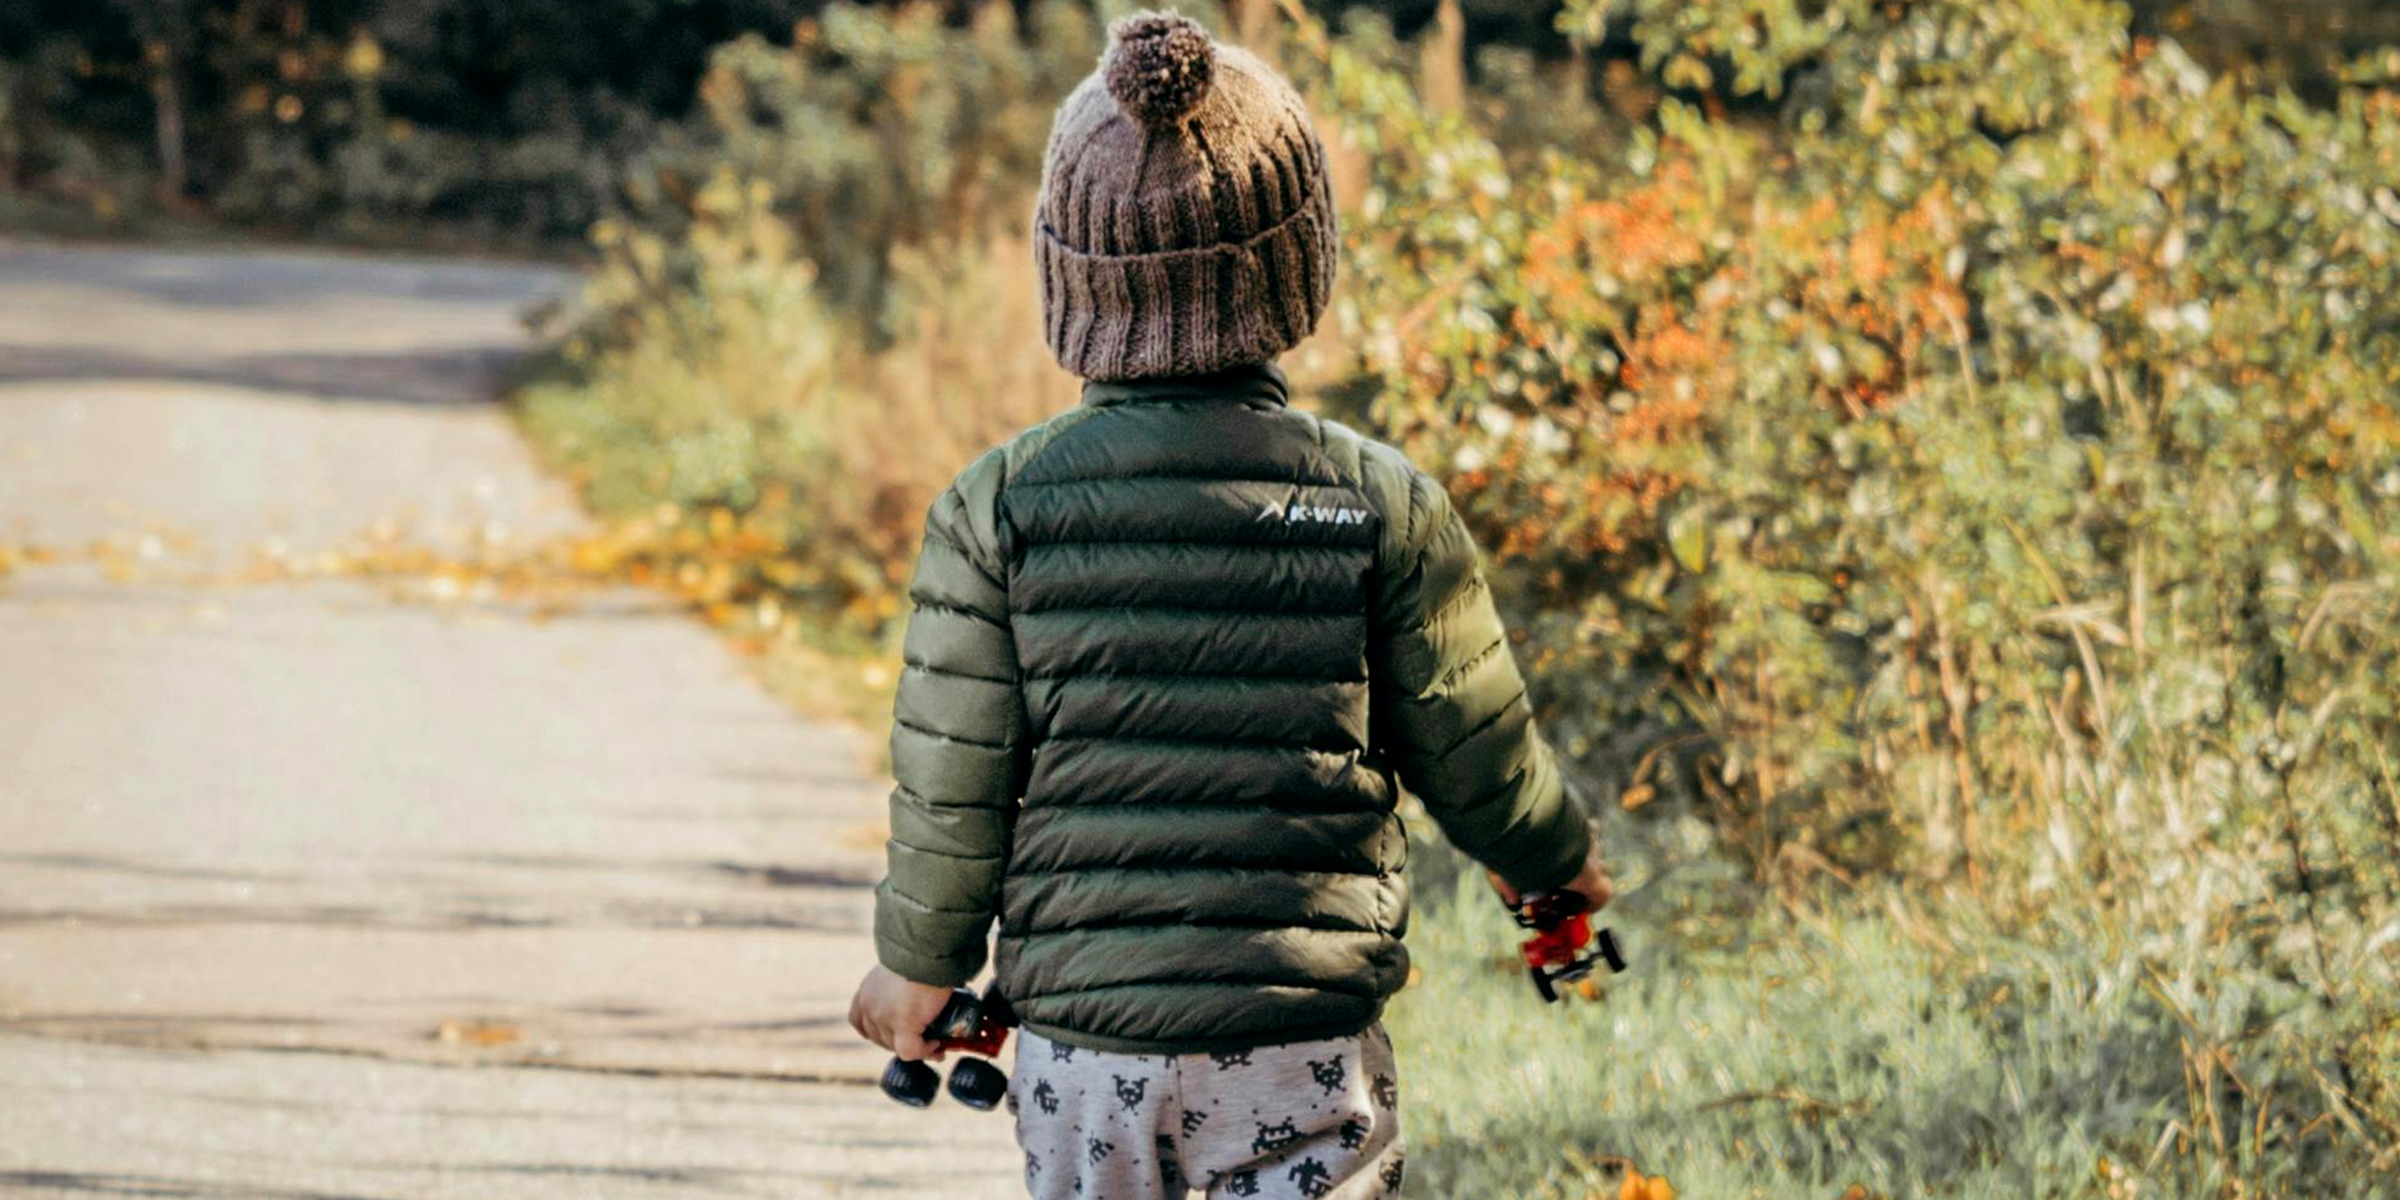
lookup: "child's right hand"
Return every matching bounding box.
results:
[848,965,957,1063]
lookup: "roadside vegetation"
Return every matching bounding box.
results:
[512,3,2400,1195]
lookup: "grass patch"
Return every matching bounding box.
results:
[1390,855,2398,1200]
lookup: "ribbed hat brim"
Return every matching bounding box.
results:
[1036,185,1335,381]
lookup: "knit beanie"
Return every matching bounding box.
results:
[1034,11,1339,381]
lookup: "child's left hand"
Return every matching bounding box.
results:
[1488,837,1613,911]
[847,965,957,1062]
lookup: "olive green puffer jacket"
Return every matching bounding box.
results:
[872,361,1590,1053]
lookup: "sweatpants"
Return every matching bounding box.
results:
[1004,1022,1405,1200]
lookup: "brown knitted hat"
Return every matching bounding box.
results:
[1034,11,1339,381]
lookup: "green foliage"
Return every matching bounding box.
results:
[620,1,1101,341]
[2135,2,2400,95]
[1557,0,2400,101]
[1293,0,2400,1186]
[0,0,799,240]
[519,161,1071,630]
[513,1,1107,624]
[520,176,840,522]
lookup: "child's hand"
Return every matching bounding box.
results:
[1559,841,1614,909]
[848,965,956,1063]
[1488,840,1613,910]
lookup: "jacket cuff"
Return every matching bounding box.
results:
[873,880,989,988]
[874,936,982,990]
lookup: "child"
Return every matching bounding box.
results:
[848,12,1609,1198]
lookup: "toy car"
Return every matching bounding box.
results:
[1509,888,1627,1002]
[879,983,1016,1110]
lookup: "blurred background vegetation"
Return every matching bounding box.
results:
[7,0,2396,245]
[10,1,2399,1197]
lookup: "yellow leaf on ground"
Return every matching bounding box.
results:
[434,1018,521,1047]
[568,539,620,575]
[1600,1168,1676,1200]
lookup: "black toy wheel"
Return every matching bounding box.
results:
[947,1057,1010,1111]
[880,1057,941,1108]
[1596,928,1628,973]
[1528,965,1559,1003]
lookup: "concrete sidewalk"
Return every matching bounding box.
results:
[0,241,1020,1199]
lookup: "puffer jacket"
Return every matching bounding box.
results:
[872,360,1589,1053]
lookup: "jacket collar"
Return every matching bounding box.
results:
[1080,360,1290,408]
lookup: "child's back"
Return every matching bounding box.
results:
[851,14,1604,1197]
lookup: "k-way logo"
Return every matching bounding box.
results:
[1258,500,1372,526]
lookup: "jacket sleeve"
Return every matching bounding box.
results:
[873,456,1028,987]
[1367,467,1590,893]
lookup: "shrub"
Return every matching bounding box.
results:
[1290,0,2400,1184]
[518,159,1069,635]
[617,0,1103,342]
[515,0,1119,633]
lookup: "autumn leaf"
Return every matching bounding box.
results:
[434,1018,521,1047]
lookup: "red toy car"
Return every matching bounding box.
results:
[879,983,1016,1110]
[1510,889,1628,1002]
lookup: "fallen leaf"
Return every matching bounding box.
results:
[434,1018,521,1047]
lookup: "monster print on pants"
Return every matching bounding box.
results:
[1007,1023,1404,1199]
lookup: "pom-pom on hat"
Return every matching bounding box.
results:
[1104,12,1217,127]
[1034,10,1338,381]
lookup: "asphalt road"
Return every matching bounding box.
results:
[0,241,1021,1199]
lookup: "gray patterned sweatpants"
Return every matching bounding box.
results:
[1004,1023,1405,1200]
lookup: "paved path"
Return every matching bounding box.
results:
[0,242,1020,1199]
